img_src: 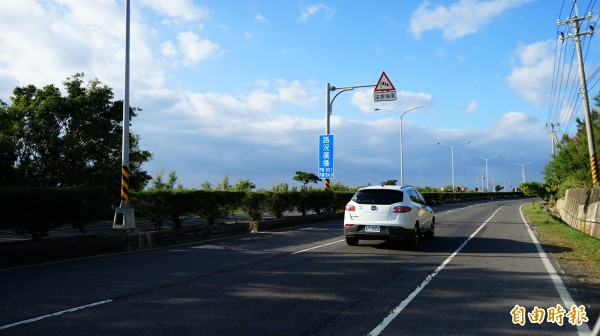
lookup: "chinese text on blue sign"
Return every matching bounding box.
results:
[319,135,334,179]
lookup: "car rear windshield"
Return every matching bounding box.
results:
[352,189,404,205]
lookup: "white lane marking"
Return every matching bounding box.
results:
[0,299,113,331]
[518,204,592,335]
[291,239,345,254]
[367,206,505,336]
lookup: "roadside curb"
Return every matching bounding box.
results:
[0,212,343,269]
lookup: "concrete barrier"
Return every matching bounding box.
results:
[554,188,600,240]
[0,213,343,268]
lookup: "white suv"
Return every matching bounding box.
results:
[343,185,435,248]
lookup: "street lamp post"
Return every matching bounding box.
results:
[476,155,499,191]
[437,141,470,192]
[515,162,532,184]
[374,106,424,186]
[113,0,136,230]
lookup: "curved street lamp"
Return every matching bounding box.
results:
[514,162,533,184]
[375,106,424,186]
[476,155,500,191]
[437,140,470,192]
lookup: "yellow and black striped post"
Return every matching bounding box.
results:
[113,164,136,229]
[325,178,330,191]
[590,154,599,186]
[120,165,130,201]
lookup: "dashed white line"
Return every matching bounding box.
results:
[0,299,113,331]
[291,239,345,254]
[367,206,505,336]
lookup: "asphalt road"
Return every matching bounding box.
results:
[0,199,595,335]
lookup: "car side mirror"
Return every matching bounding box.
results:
[426,199,435,206]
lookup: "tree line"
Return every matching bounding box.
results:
[0,73,152,191]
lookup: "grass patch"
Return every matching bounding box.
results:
[522,203,600,285]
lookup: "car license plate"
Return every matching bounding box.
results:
[364,225,380,233]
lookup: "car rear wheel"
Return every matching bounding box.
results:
[346,236,359,246]
[407,223,420,249]
[425,219,435,240]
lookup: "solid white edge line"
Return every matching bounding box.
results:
[367,206,506,336]
[0,299,113,331]
[518,204,592,335]
[292,239,345,254]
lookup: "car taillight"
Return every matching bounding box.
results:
[345,204,356,211]
[392,206,412,213]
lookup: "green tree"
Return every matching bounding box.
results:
[271,182,290,192]
[0,73,152,190]
[381,179,397,186]
[149,169,181,190]
[216,175,232,190]
[200,180,212,190]
[520,181,551,201]
[293,171,321,190]
[0,99,17,185]
[234,178,256,191]
[544,91,600,197]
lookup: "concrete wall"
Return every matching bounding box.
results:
[554,188,600,240]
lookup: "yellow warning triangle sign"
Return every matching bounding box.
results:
[374,71,396,92]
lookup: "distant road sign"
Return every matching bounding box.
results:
[318,135,334,179]
[374,71,396,92]
[374,91,398,102]
[374,71,397,102]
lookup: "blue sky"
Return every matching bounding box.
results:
[1,0,599,190]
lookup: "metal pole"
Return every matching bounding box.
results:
[438,141,469,192]
[451,146,455,191]
[485,160,488,191]
[375,106,423,185]
[515,162,532,184]
[122,0,130,183]
[476,155,499,191]
[324,83,375,190]
[326,83,331,135]
[113,0,135,230]
[399,116,403,185]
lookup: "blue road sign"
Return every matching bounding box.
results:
[318,135,334,179]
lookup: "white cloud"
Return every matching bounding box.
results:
[0,0,128,99]
[140,0,210,22]
[507,40,554,108]
[160,40,177,58]
[298,3,335,22]
[465,100,478,113]
[255,12,269,24]
[410,0,529,40]
[176,31,223,67]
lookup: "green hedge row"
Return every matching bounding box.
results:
[131,190,355,230]
[0,187,114,240]
[422,191,524,203]
[0,187,523,240]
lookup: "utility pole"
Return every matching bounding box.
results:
[546,123,560,157]
[558,1,599,186]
